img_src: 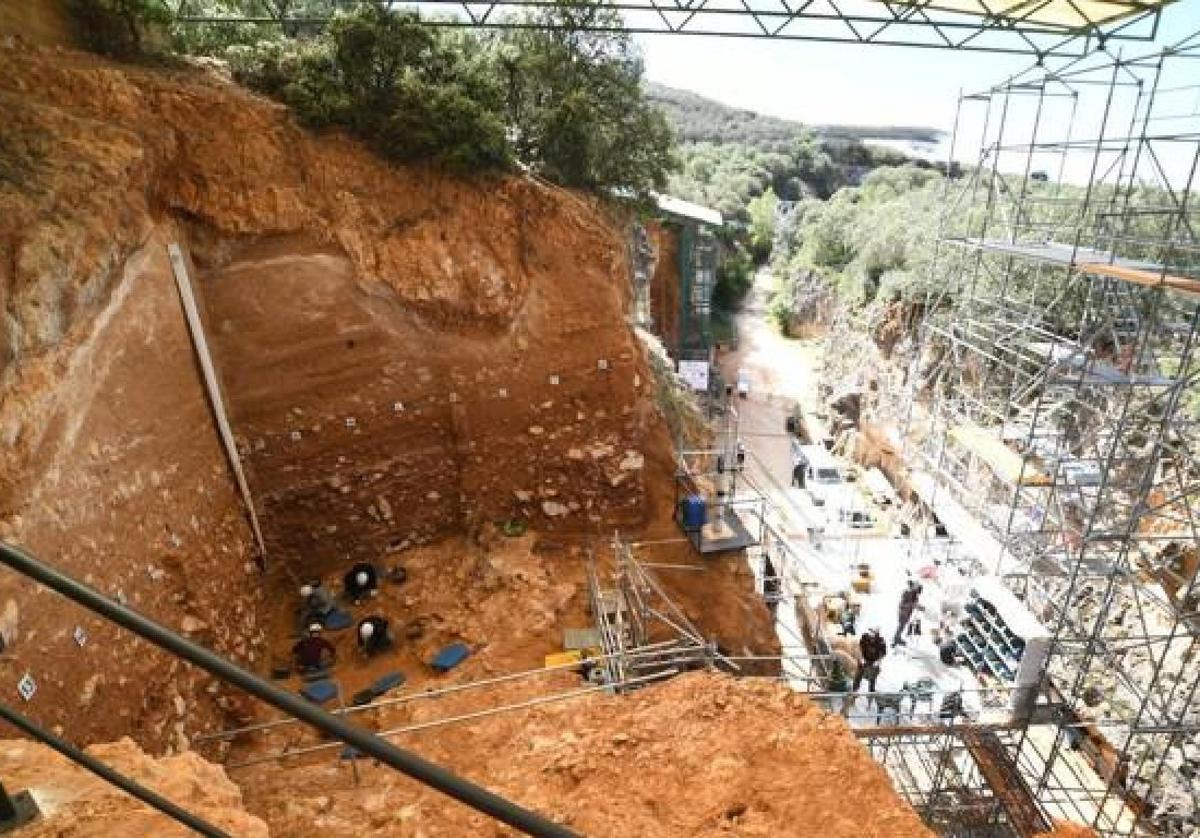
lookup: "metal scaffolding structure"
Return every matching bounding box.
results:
[171,0,1168,56]
[891,26,1200,837]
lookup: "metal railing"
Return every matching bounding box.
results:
[0,541,574,837]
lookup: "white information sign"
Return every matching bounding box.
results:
[678,360,710,392]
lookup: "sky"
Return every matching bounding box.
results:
[634,1,1200,137]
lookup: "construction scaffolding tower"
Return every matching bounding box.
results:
[894,27,1200,837]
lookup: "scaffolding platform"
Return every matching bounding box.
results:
[910,470,1018,575]
[961,728,1051,836]
[688,509,758,554]
[1027,342,1175,387]
[950,238,1200,295]
[949,424,1052,486]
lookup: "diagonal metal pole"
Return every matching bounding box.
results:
[0,701,229,837]
[0,541,575,838]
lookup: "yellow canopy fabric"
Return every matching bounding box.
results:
[950,425,1053,487]
[890,0,1169,30]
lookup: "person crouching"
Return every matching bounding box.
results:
[343,562,380,604]
[293,623,335,674]
[356,616,392,656]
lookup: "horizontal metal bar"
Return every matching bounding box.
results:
[0,541,575,838]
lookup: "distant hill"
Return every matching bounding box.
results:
[646,82,943,150]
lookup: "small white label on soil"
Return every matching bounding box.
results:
[17,673,36,702]
[393,402,404,412]
[597,359,609,371]
[549,375,560,385]
[449,393,460,403]
[345,417,356,428]
[497,388,507,398]
[290,430,302,441]
[73,626,88,647]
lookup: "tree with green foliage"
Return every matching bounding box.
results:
[499,0,674,197]
[746,187,777,263]
[767,165,945,333]
[66,0,173,58]
[228,3,510,169]
[712,245,754,313]
[209,0,674,193]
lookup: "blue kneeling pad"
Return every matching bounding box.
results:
[372,671,406,696]
[300,679,339,705]
[430,643,470,673]
[323,609,353,631]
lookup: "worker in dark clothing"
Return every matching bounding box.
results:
[293,624,335,672]
[853,628,887,694]
[299,581,336,629]
[839,605,858,636]
[356,615,392,656]
[792,462,806,488]
[893,580,923,646]
[343,562,379,603]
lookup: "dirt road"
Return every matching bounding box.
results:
[718,267,824,502]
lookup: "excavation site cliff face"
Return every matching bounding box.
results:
[0,42,662,746]
[0,36,931,837]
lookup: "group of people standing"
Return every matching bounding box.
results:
[846,579,925,698]
[292,560,398,673]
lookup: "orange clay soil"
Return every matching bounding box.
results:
[0,737,268,837]
[233,671,932,837]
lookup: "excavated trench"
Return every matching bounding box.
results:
[0,36,944,838]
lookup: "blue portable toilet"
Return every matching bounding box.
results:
[681,495,707,530]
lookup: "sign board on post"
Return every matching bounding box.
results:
[678,360,710,392]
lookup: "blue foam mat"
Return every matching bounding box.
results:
[430,642,470,672]
[323,609,353,631]
[372,671,406,696]
[300,679,339,704]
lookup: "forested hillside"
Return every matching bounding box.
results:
[649,82,942,225]
[648,83,941,148]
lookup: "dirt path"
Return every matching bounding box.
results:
[717,268,824,492]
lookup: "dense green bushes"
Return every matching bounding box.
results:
[768,165,944,333]
[665,129,913,227]
[66,0,173,58]
[197,1,672,194]
[228,8,511,169]
[66,0,674,196]
[712,245,754,313]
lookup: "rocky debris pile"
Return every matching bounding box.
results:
[0,737,268,837]
[240,672,932,837]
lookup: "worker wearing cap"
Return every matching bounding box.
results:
[356,615,392,656]
[299,580,336,628]
[293,623,335,672]
[343,562,379,603]
[853,627,887,694]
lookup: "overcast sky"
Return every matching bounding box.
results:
[634,1,1200,136]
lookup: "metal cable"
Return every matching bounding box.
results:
[0,541,575,838]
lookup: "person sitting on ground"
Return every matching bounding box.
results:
[293,623,335,673]
[356,615,392,656]
[343,561,379,603]
[853,627,887,694]
[299,580,336,627]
